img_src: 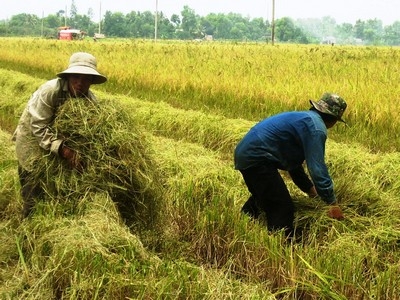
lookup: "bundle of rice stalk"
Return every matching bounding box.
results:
[12,192,161,299]
[32,98,165,231]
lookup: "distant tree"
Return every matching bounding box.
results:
[230,22,247,40]
[320,16,337,38]
[43,14,62,38]
[139,11,155,38]
[125,11,140,37]
[275,17,309,43]
[2,4,400,44]
[56,10,67,27]
[158,12,175,39]
[69,0,78,19]
[248,17,269,41]
[202,13,220,37]
[383,21,400,45]
[214,14,233,39]
[170,14,181,27]
[8,13,40,36]
[354,19,365,40]
[87,8,94,21]
[67,0,78,28]
[0,21,8,36]
[363,19,383,45]
[200,16,215,36]
[73,14,93,34]
[181,5,199,39]
[56,10,65,19]
[335,22,354,43]
[103,11,127,37]
[45,15,62,28]
[227,13,250,40]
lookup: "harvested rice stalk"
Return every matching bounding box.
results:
[32,98,165,231]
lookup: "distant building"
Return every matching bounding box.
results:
[321,36,336,45]
[94,33,105,39]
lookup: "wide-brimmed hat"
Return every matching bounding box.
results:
[310,93,347,123]
[57,52,107,84]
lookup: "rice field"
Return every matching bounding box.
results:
[0,38,400,299]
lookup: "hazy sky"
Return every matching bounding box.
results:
[1,0,399,25]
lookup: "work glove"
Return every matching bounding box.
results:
[307,186,318,198]
[327,205,344,220]
[59,144,84,173]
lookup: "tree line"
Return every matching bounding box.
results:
[1,2,400,45]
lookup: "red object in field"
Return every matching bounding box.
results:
[57,27,85,40]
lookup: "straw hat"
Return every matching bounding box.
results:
[57,52,107,84]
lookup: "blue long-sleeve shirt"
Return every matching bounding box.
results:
[234,110,336,204]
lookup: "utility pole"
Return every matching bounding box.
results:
[271,0,275,45]
[41,11,44,37]
[99,1,102,34]
[65,5,67,26]
[154,0,158,42]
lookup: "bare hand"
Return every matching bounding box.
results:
[60,145,84,172]
[327,205,344,220]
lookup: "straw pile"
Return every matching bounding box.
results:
[31,98,165,231]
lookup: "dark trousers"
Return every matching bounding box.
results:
[18,165,43,218]
[240,164,294,236]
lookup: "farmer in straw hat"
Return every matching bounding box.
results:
[234,93,347,238]
[12,52,107,218]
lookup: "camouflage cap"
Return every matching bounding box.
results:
[310,93,347,123]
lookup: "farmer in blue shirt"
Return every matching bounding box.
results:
[234,93,347,237]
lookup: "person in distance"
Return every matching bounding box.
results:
[12,52,107,218]
[234,93,347,237]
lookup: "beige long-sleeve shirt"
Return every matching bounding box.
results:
[13,78,97,171]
